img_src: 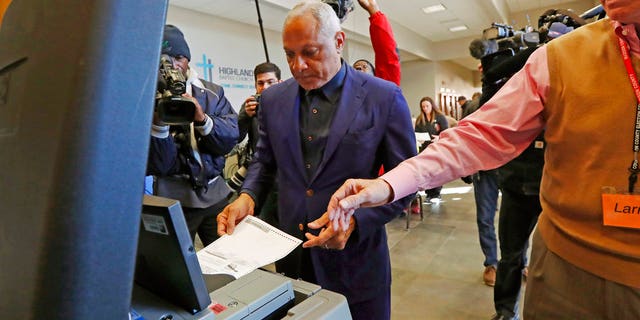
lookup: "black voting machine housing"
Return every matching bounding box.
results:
[135,195,212,315]
[0,1,169,318]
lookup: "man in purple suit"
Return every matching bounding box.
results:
[216,1,415,319]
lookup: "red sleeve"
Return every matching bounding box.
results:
[369,11,401,86]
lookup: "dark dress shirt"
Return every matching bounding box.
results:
[299,62,347,180]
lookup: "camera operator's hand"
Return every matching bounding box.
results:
[217,193,255,235]
[152,111,167,126]
[181,92,207,123]
[243,95,259,118]
[357,0,380,16]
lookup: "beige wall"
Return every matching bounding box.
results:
[509,0,600,30]
[401,59,481,119]
[400,60,436,118]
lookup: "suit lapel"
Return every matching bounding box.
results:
[311,69,366,182]
[279,81,307,183]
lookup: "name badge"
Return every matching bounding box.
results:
[602,193,640,229]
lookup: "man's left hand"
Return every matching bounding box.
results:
[302,212,355,250]
[182,92,207,123]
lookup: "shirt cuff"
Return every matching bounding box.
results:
[195,115,213,135]
[370,10,384,21]
[151,124,170,138]
[381,164,419,202]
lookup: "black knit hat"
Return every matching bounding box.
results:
[162,24,191,61]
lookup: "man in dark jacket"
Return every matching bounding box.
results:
[147,25,239,246]
[236,62,282,226]
[217,2,416,319]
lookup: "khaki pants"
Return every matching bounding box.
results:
[524,229,640,319]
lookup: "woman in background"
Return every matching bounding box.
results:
[413,96,448,205]
[415,96,448,135]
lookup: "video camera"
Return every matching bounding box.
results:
[537,9,586,43]
[322,0,355,22]
[155,54,196,125]
[482,23,540,54]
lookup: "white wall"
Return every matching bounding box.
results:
[167,5,382,111]
[167,5,291,111]
[166,5,479,117]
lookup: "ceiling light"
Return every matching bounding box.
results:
[449,25,468,32]
[422,4,446,14]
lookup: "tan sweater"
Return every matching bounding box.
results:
[541,18,640,288]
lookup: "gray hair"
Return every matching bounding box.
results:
[284,0,341,39]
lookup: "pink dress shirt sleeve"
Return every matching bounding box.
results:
[383,47,551,201]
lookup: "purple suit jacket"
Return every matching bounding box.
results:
[242,66,416,305]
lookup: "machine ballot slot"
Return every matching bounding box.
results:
[208,269,295,319]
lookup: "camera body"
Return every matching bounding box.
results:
[482,23,540,55]
[226,143,253,193]
[227,165,247,192]
[482,23,513,41]
[322,0,354,22]
[155,54,196,125]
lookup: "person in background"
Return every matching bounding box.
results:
[442,104,459,128]
[457,96,470,116]
[414,96,447,201]
[147,25,239,246]
[216,2,416,319]
[415,96,448,136]
[490,11,585,320]
[308,1,640,318]
[236,62,282,227]
[461,91,482,118]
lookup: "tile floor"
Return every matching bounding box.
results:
[388,179,506,319]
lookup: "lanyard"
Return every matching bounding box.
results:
[618,38,640,193]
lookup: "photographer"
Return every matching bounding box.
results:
[478,12,585,320]
[466,20,548,292]
[147,25,239,246]
[482,40,541,319]
[235,62,282,226]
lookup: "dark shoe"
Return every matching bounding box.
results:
[491,314,506,320]
[491,313,517,320]
[491,308,518,320]
[483,266,496,286]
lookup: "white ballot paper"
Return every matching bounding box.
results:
[197,215,302,279]
[415,132,431,143]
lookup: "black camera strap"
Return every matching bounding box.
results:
[617,37,640,193]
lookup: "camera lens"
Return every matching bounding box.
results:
[227,166,248,192]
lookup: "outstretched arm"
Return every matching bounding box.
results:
[359,0,401,85]
[324,178,394,233]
